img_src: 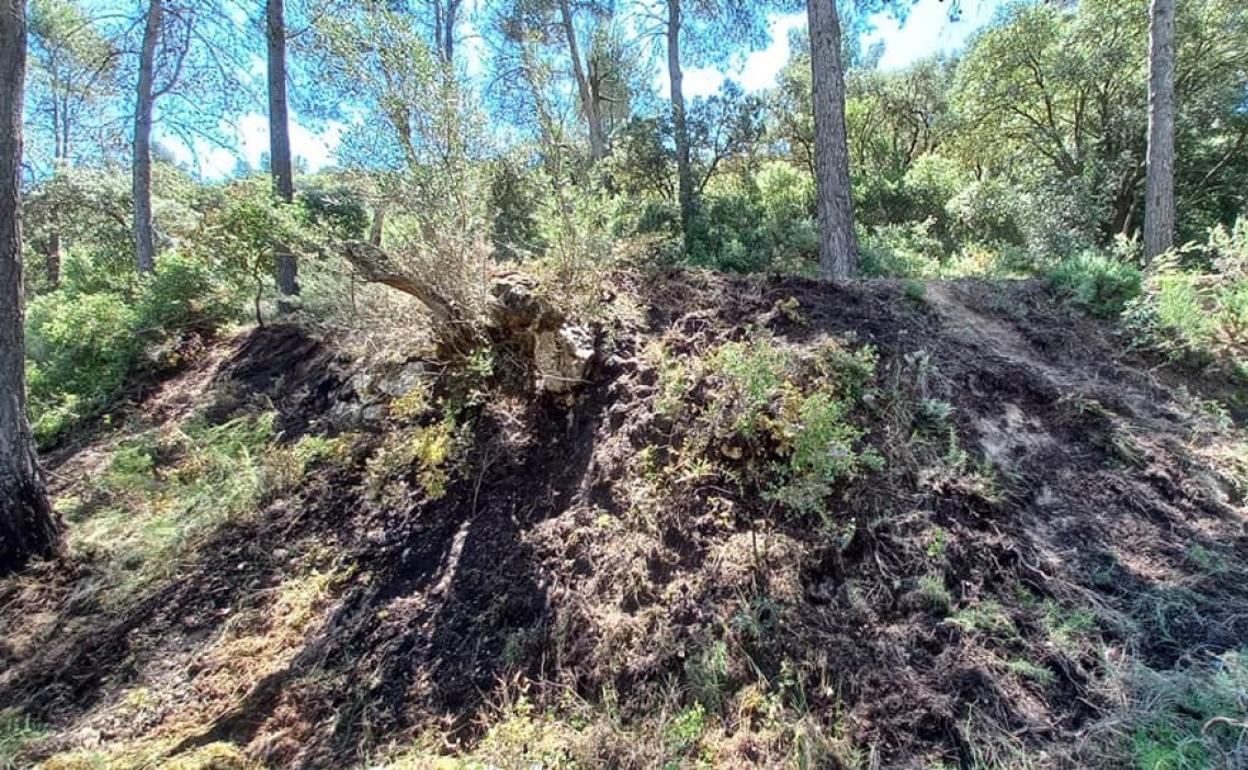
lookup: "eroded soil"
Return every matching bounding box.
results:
[3,271,1246,768]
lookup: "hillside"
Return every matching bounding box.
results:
[3,270,1248,769]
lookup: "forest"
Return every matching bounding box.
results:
[1,0,1248,767]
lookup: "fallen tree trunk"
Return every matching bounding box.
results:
[334,240,594,397]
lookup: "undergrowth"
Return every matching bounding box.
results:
[1125,220,1248,379]
[1107,650,1248,770]
[58,410,322,604]
[652,333,880,527]
[25,253,245,446]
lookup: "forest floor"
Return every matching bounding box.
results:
[3,269,1248,769]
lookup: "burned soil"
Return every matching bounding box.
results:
[3,270,1247,769]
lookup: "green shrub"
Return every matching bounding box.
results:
[25,253,245,446]
[1047,251,1143,319]
[682,163,818,275]
[860,221,943,279]
[659,335,880,524]
[946,179,1025,247]
[900,154,966,240]
[134,252,241,332]
[940,241,1036,278]
[26,291,138,406]
[1125,220,1248,375]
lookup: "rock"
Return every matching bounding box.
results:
[349,371,379,400]
[327,400,363,430]
[361,403,389,424]
[491,272,559,333]
[534,324,594,395]
[377,361,427,398]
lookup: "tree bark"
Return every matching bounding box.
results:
[431,0,459,64]
[267,0,298,313]
[443,0,459,64]
[336,241,464,331]
[808,0,859,279]
[1144,0,1176,262]
[369,204,385,247]
[132,0,160,275]
[0,0,59,575]
[666,0,695,252]
[45,231,60,288]
[558,0,605,164]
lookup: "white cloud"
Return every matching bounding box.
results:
[653,1,1004,100]
[738,13,806,92]
[158,113,345,180]
[862,0,1003,71]
[657,12,805,100]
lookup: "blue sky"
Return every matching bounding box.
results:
[170,0,1005,178]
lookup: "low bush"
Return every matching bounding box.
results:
[25,252,246,445]
[1047,250,1143,319]
[946,179,1026,248]
[1125,219,1248,376]
[681,163,819,275]
[654,334,880,525]
[860,221,943,279]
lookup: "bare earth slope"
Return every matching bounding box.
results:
[2,271,1246,769]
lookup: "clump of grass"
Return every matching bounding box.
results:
[951,600,1015,636]
[652,333,881,526]
[40,740,259,770]
[1042,601,1097,652]
[917,574,953,615]
[187,564,353,717]
[69,410,304,603]
[0,709,44,770]
[1047,250,1142,319]
[685,639,732,711]
[1007,658,1055,686]
[1119,650,1248,770]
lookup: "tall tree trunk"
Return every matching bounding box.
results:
[0,0,59,575]
[45,231,60,288]
[267,0,298,313]
[432,0,458,64]
[558,0,605,164]
[369,204,385,247]
[808,0,859,279]
[132,0,160,275]
[48,86,68,287]
[443,0,458,64]
[666,0,695,252]
[1144,0,1176,262]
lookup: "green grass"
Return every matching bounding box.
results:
[917,574,953,615]
[66,410,310,603]
[0,710,44,770]
[1126,650,1248,770]
[1041,601,1097,652]
[951,600,1015,636]
[1007,658,1055,686]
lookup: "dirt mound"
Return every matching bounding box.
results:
[3,271,1247,768]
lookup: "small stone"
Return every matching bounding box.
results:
[361,403,389,423]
